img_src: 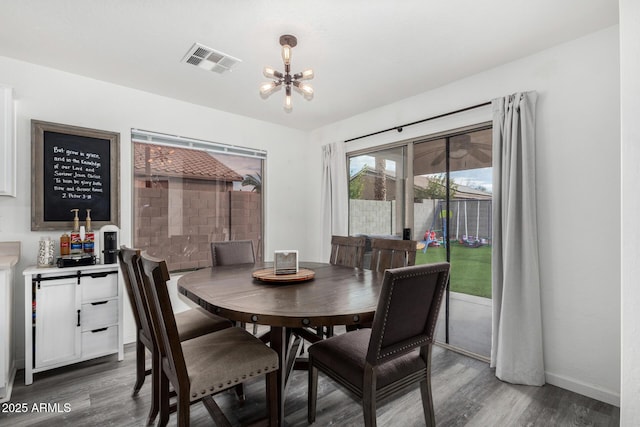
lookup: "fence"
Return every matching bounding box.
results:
[135,180,262,271]
[350,198,492,242]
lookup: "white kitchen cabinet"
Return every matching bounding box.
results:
[0,269,15,401]
[23,264,123,385]
[0,85,15,197]
[0,242,19,402]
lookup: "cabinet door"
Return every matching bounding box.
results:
[0,269,10,396]
[0,86,15,197]
[35,277,81,368]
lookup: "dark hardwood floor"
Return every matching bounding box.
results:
[0,340,620,426]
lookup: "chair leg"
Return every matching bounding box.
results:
[307,363,318,424]
[362,366,377,427]
[177,385,191,427]
[420,344,436,427]
[234,383,245,404]
[266,370,279,427]
[158,370,170,427]
[146,349,160,425]
[133,336,146,396]
[420,379,436,427]
[325,326,334,338]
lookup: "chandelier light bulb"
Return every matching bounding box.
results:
[284,93,292,111]
[300,69,314,80]
[298,82,314,97]
[281,44,292,65]
[259,81,278,95]
[263,66,277,78]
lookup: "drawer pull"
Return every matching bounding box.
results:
[91,327,109,333]
[90,301,109,306]
[89,272,111,278]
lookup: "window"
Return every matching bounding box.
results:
[131,130,265,272]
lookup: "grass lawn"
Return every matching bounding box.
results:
[415,241,492,299]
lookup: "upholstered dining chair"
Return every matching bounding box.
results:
[308,262,450,427]
[210,239,255,267]
[329,235,366,269]
[369,238,417,272]
[138,252,279,427]
[118,246,233,425]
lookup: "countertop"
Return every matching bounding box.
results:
[0,242,20,269]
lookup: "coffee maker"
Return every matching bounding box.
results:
[98,225,119,264]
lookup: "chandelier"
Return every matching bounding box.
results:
[259,34,314,112]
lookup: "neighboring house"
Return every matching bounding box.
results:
[132,144,258,271]
[133,143,243,186]
[351,167,491,201]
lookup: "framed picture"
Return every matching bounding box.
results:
[31,120,120,231]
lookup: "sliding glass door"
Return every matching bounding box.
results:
[413,127,492,358]
[348,125,492,359]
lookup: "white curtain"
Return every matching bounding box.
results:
[320,142,349,260]
[491,91,545,386]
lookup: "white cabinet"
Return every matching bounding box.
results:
[0,85,15,197]
[0,242,19,402]
[23,264,123,385]
[34,276,81,368]
[0,268,15,401]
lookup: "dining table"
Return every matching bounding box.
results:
[177,261,386,426]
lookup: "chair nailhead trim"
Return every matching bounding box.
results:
[376,266,449,360]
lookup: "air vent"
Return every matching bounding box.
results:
[181,43,241,74]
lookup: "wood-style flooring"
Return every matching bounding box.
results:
[0,340,620,426]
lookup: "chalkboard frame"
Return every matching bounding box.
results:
[31,120,120,231]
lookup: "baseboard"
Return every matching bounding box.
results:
[545,371,620,407]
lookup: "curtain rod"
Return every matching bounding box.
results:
[343,101,492,143]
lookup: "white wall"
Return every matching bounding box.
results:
[620,0,640,422]
[0,56,312,363]
[309,26,621,405]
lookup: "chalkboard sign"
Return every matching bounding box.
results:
[31,120,120,231]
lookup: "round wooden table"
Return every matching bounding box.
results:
[177,262,385,425]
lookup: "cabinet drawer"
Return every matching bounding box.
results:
[81,326,118,359]
[82,272,118,301]
[81,299,118,331]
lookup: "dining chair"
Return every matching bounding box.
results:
[369,238,417,272]
[319,235,368,337]
[329,235,366,269]
[118,246,234,425]
[307,262,450,427]
[138,252,279,427]
[210,239,255,267]
[210,239,259,335]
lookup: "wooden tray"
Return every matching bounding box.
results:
[252,268,315,283]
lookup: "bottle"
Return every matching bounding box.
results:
[70,209,83,255]
[60,232,70,256]
[83,209,95,255]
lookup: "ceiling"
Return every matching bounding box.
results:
[0,1,618,131]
